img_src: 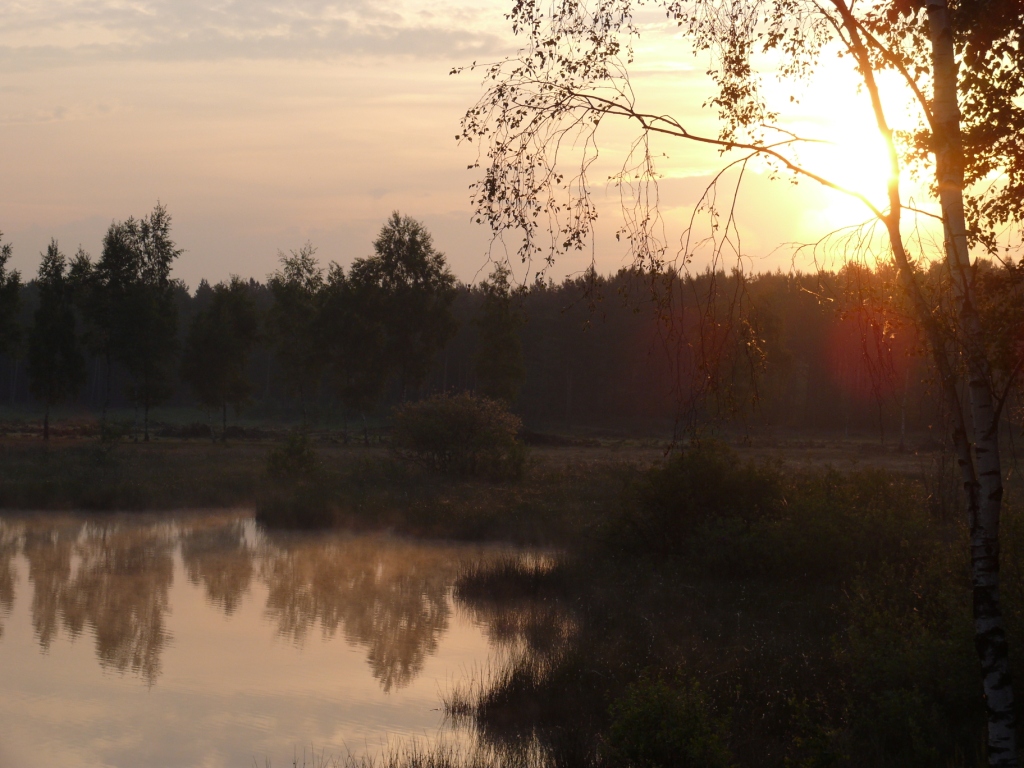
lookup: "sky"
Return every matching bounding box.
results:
[0,0,915,290]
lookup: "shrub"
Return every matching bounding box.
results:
[840,547,982,767]
[391,392,525,479]
[607,674,734,768]
[256,433,334,528]
[265,431,321,479]
[615,441,785,554]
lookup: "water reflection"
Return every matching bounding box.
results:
[261,534,464,691]
[22,518,174,684]
[0,512,526,768]
[22,520,81,650]
[180,520,253,615]
[0,514,511,692]
[0,524,16,639]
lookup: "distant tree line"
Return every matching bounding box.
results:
[5,206,1024,442]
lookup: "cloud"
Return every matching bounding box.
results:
[0,0,509,69]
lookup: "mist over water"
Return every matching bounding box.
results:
[0,513,519,768]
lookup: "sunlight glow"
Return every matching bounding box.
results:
[775,68,905,229]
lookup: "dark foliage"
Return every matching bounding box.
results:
[0,231,21,358]
[474,263,526,403]
[347,212,458,396]
[181,276,260,439]
[26,240,86,439]
[607,676,734,768]
[391,392,526,479]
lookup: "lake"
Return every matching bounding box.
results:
[0,512,522,768]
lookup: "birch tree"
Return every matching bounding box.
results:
[27,240,86,440]
[346,213,458,398]
[181,277,260,441]
[92,204,182,441]
[267,243,326,426]
[460,0,1024,762]
[0,232,21,360]
[475,262,526,403]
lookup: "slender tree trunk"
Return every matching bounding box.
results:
[102,352,111,439]
[565,371,572,429]
[900,365,910,452]
[924,2,1017,762]
[10,357,17,406]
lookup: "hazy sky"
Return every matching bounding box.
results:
[0,0,905,289]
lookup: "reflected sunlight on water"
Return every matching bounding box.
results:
[0,512,519,768]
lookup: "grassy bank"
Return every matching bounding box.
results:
[0,432,1006,766]
[0,438,640,545]
[0,440,266,510]
[443,445,1024,768]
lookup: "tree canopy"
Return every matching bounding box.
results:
[474,263,526,403]
[460,0,1024,763]
[27,240,86,439]
[181,277,260,440]
[267,242,327,424]
[0,232,21,359]
[89,203,182,440]
[347,212,458,395]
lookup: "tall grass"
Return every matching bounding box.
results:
[442,443,1023,768]
[0,439,634,548]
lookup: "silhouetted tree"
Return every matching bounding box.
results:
[320,262,389,444]
[474,263,526,403]
[267,243,325,426]
[181,277,260,441]
[348,213,457,398]
[27,240,86,440]
[461,0,1024,757]
[0,231,22,360]
[92,204,182,440]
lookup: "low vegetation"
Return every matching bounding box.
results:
[442,443,1021,768]
[391,392,526,479]
[0,425,1008,767]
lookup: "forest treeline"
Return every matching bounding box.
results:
[5,204,1019,442]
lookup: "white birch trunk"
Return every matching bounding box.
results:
[926,1,1018,762]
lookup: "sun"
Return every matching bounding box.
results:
[792,107,896,229]
[773,64,908,230]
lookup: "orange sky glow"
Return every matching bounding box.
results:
[0,0,939,288]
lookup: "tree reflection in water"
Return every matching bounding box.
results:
[21,518,82,650]
[0,521,17,639]
[259,534,484,692]
[1,514,514,692]
[22,518,175,685]
[180,519,253,615]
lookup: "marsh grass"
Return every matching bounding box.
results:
[6,433,1016,766]
[0,437,640,546]
[0,441,265,510]
[254,447,635,544]
[260,739,577,768]
[441,444,1024,768]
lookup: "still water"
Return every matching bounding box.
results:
[0,512,519,768]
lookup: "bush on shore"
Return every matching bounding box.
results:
[255,433,336,528]
[391,392,526,480]
[448,442,1016,768]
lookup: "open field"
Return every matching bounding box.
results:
[0,417,958,532]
